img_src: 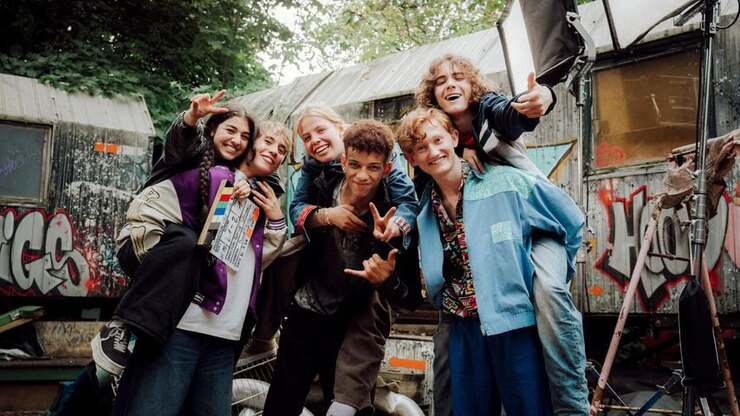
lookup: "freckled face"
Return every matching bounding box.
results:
[406,121,459,179]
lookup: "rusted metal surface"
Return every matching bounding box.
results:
[0,74,154,136]
[572,165,740,314]
[1,76,153,298]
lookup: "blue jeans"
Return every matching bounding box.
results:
[114,329,235,416]
[532,237,589,416]
[448,319,552,416]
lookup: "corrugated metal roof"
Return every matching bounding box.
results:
[238,0,737,120]
[0,73,156,136]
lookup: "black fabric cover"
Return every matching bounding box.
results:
[520,0,581,87]
[678,278,722,392]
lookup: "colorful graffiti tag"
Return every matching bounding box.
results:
[594,184,734,311]
[0,208,104,296]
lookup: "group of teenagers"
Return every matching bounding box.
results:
[57,53,590,416]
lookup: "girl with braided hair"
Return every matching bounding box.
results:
[113,120,292,416]
[89,100,260,377]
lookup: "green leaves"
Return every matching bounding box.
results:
[295,0,507,68]
[0,0,290,141]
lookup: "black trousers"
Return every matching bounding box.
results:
[262,304,352,416]
[114,223,205,345]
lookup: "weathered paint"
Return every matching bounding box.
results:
[383,336,435,410]
[0,122,150,297]
[570,166,740,314]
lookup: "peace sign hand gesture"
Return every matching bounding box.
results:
[184,90,229,126]
[369,202,401,243]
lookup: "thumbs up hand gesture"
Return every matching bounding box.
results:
[510,73,554,118]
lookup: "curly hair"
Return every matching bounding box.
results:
[397,107,455,154]
[343,119,395,162]
[415,54,492,109]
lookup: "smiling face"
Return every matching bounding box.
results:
[243,132,289,176]
[340,148,391,200]
[212,116,251,161]
[432,61,474,118]
[406,120,460,180]
[298,115,345,163]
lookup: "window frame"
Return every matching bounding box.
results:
[0,119,53,206]
[586,36,703,173]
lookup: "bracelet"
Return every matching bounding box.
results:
[322,208,332,226]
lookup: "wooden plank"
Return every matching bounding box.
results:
[0,307,44,334]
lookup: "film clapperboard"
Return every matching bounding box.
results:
[197,180,261,271]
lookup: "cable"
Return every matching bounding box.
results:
[717,0,740,29]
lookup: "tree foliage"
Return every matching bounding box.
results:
[293,0,506,68]
[0,0,294,138]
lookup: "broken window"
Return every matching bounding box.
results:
[592,49,700,169]
[0,122,50,203]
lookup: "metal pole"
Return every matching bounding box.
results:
[590,203,661,415]
[689,0,717,282]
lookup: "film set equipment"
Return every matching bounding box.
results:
[589,0,740,415]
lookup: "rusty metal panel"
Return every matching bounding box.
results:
[0,123,150,297]
[573,165,740,315]
[714,10,740,138]
[0,73,155,136]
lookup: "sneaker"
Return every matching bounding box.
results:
[91,321,131,375]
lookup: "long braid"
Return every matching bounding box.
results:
[198,144,215,221]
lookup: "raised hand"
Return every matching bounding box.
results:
[324,204,367,232]
[250,181,284,221]
[344,249,398,285]
[369,202,401,242]
[511,73,554,119]
[184,90,229,126]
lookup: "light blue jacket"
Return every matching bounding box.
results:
[417,164,584,336]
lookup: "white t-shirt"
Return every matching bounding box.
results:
[177,243,257,341]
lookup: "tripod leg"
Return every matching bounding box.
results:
[701,260,740,416]
[698,397,712,416]
[683,387,695,416]
[591,208,660,415]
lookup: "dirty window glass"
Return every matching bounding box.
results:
[374,95,416,122]
[593,49,700,169]
[0,123,48,201]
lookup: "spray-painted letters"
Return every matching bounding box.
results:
[0,208,93,296]
[595,185,729,311]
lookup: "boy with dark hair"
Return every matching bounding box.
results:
[263,120,421,416]
[398,108,584,416]
[416,54,589,415]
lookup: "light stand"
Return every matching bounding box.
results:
[681,1,739,414]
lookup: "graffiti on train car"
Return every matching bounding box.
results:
[0,208,107,296]
[594,183,738,311]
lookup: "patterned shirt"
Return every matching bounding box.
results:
[430,161,478,318]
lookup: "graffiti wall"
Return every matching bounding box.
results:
[577,168,740,314]
[0,122,150,297]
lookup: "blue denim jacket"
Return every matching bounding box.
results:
[289,150,418,247]
[416,164,583,336]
